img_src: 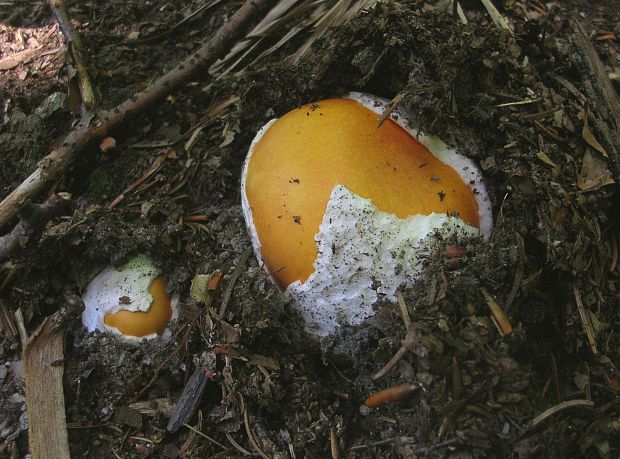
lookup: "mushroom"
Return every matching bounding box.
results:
[81,255,179,343]
[241,92,492,336]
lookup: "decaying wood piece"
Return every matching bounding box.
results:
[0,193,72,263]
[48,0,97,110]
[570,19,620,179]
[23,296,84,459]
[0,0,277,231]
[166,366,214,433]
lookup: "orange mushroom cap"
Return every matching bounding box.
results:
[103,277,173,337]
[243,97,481,288]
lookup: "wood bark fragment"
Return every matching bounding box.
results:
[0,0,277,231]
[166,366,213,433]
[23,296,84,459]
[570,19,620,179]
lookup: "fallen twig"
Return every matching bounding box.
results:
[504,233,524,311]
[371,292,417,380]
[0,193,72,262]
[0,298,18,337]
[14,308,28,345]
[218,246,252,319]
[377,92,407,128]
[48,0,97,110]
[0,0,277,231]
[574,286,598,355]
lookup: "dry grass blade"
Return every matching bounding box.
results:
[231,0,327,75]
[193,0,379,77]
[293,0,379,64]
[454,1,466,24]
[479,0,512,34]
[529,399,594,429]
[212,0,302,74]
[243,403,271,459]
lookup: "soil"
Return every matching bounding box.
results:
[1,0,620,458]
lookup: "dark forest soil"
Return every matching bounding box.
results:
[1,0,620,458]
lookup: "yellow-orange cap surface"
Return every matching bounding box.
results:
[103,277,172,337]
[244,98,480,288]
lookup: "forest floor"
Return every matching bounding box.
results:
[1,0,620,457]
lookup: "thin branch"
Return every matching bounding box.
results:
[0,0,277,232]
[48,0,97,110]
[574,286,598,355]
[0,193,72,262]
[218,246,252,319]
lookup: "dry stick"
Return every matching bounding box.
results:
[573,286,598,355]
[0,0,277,232]
[371,292,416,380]
[0,299,18,337]
[48,0,97,110]
[218,246,252,319]
[23,296,84,459]
[570,19,620,179]
[504,232,524,311]
[0,193,72,262]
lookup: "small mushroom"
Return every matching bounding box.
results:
[81,255,178,343]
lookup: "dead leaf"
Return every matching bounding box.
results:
[577,148,615,191]
[536,151,558,168]
[582,111,609,157]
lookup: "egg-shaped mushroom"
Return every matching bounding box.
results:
[82,255,179,343]
[242,93,492,336]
